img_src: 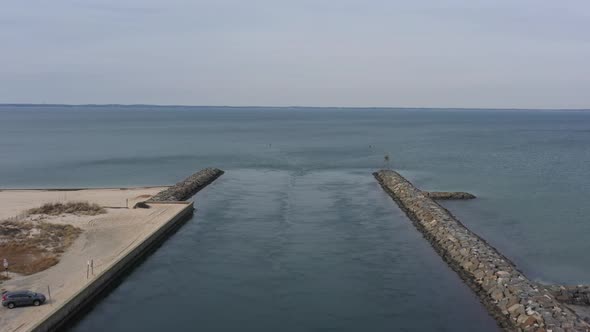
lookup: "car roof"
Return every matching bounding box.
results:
[5,290,33,295]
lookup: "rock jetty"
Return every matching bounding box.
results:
[148,168,224,202]
[374,169,589,332]
[425,191,476,200]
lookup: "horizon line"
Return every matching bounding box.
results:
[0,103,589,111]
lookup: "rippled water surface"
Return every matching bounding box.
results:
[2,106,589,331]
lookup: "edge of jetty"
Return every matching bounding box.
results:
[425,191,476,200]
[374,169,589,332]
[147,168,224,202]
[30,168,224,332]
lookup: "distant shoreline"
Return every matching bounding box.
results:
[0,103,588,111]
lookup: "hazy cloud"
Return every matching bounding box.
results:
[1,0,589,108]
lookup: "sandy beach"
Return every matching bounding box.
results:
[0,187,187,332]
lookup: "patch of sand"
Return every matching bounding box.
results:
[0,187,188,332]
[0,187,166,221]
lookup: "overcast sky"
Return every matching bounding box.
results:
[1,0,589,108]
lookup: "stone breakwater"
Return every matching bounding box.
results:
[425,191,476,200]
[148,168,224,202]
[374,170,589,332]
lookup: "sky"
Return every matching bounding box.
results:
[1,0,589,108]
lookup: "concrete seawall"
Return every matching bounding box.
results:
[374,170,589,332]
[29,202,194,332]
[29,169,224,332]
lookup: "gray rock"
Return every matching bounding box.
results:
[424,191,476,200]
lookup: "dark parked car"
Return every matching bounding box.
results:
[2,290,46,309]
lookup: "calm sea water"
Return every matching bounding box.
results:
[2,106,589,331]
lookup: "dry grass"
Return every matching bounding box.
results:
[0,244,59,275]
[27,201,106,216]
[0,220,82,275]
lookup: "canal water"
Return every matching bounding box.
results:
[68,169,498,331]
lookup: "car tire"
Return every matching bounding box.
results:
[33,300,41,306]
[7,302,15,309]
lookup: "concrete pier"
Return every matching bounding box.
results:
[374,169,589,331]
[28,168,224,332]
